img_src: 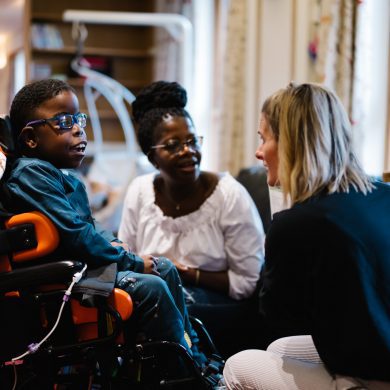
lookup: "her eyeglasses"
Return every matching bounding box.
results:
[25,113,88,130]
[150,135,204,155]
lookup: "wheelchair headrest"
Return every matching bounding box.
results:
[0,115,15,155]
[2,211,59,263]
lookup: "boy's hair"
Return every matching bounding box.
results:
[10,79,75,139]
[262,82,372,204]
[132,80,194,155]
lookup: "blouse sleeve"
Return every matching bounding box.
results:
[6,161,144,273]
[221,179,265,300]
[117,176,142,251]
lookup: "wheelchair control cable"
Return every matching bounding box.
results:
[8,264,87,390]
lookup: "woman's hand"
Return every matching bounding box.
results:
[140,254,160,276]
[111,241,129,252]
[171,259,199,284]
[179,267,198,285]
[171,259,189,273]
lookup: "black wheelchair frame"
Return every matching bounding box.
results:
[0,115,224,389]
[0,214,224,390]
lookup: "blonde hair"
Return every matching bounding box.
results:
[262,82,372,205]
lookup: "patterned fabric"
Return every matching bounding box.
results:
[218,0,247,175]
[310,0,370,163]
[312,0,357,114]
[213,0,249,175]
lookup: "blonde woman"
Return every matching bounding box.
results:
[223,83,390,389]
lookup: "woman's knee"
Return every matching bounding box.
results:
[223,350,271,389]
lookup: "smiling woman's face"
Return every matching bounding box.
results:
[255,114,279,186]
[150,115,201,184]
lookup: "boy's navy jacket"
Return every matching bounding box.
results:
[1,157,144,274]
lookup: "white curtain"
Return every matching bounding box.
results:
[310,0,369,162]
[311,0,356,113]
[213,0,257,175]
[154,0,194,82]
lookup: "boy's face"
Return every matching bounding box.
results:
[22,91,87,169]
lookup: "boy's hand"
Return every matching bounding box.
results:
[140,255,160,276]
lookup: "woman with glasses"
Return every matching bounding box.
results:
[118,81,265,356]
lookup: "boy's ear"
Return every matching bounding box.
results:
[19,126,38,149]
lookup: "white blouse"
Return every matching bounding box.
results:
[118,172,265,300]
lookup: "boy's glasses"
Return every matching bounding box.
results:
[25,113,88,130]
[150,135,203,155]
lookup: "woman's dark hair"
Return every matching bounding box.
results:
[10,78,75,139]
[132,81,193,154]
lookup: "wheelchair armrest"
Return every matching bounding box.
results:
[0,260,84,293]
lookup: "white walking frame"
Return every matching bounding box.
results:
[63,10,193,231]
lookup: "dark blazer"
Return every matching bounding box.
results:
[259,182,390,380]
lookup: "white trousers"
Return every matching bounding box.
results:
[223,335,390,390]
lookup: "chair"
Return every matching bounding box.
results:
[0,210,135,388]
[236,165,272,233]
[0,210,223,389]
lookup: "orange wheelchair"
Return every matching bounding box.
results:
[0,209,224,389]
[0,115,223,389]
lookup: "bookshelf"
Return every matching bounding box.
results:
[25,0,157,143]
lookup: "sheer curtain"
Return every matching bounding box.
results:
[312,0,357,114]
[214,0,247,174]
[311,0,362,155]
[212,0,259,175]
[309,0,389,174]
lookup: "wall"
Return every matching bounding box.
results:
[241,0,389,176]
[242,0,311,169]
[0,0,25,114]
[359,0,390,175]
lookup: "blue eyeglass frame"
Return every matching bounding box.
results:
[25,113,88,130]
[150,135,204,155]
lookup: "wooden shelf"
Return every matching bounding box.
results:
[67,77,148,90]
[31,12,66,22]
[27,0,156,144]
[32,46,154,59]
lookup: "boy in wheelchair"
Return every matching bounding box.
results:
[0,79,224,389]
